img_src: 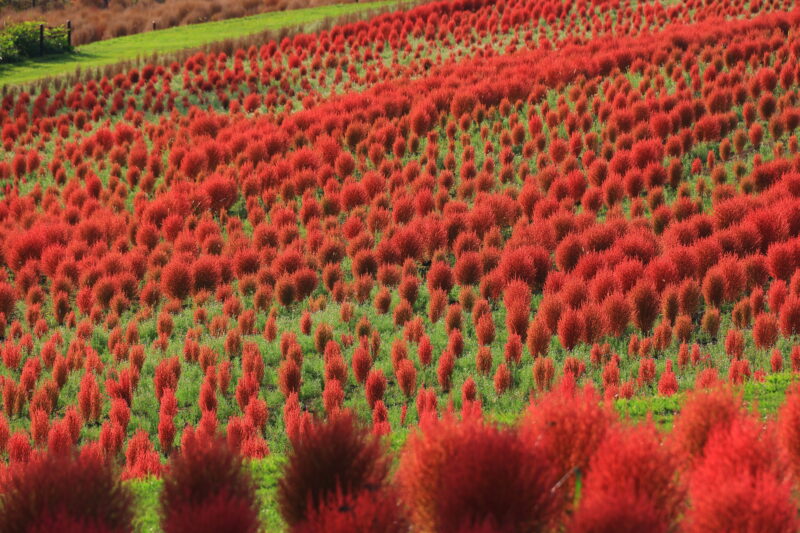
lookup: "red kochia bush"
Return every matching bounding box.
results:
[557,308,583,351]
[426,261,454,293]
[778,384,800,480]
[520,378,615,515]
[454,252,483,286]
[0,282,16,319]
[191,256,220,293]
[629,280,660,333]
[293,487,409,533]
[0,450,134,533]
[571,424,685,533]
[753,313,779,348]
[277,411,390,528]
[670,387,742,461]
[602,292,631,337]
[203,175,238,213]
[160,436,259,533]
[397,416,560,533]
[779,295,800,337]
[365,369,387,408]
[499,246,550,289]
[161,260,192,301]
[686,416,798,533]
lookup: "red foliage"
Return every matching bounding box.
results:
[351,343,371,384]
[494,362,511,395]
[294,488,408,533]
[779,295,800,337]
[657,363,679,397]
[527,318,550,357]
[161,260,192,301]
[778,384,800,480]
[396,359,417,398]
[686,416,798,533]
[123,430,163,479]
[670,387,742,461]
[499,246,550,289]
[277,412,390,528]
[629,281,660,333]
[0,450,134,533]
[161,436,259,533]
[571,424,684,533]
[532,357,555,392]
[365,369,387,409]
[278,358,302,397]
[557,308,583,351]
[602,292,631,337]
[438,349,455,392]
[426,261,454,293]
[753,313,779,348]
[397,417,560,532]
[520,379,615,513]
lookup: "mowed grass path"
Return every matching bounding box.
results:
[0,0,403,87]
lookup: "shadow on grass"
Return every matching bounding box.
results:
[0,50,102,86]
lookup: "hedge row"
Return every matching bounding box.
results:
[0,21,70,63]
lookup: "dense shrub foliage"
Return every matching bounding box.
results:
[0,21,71,63]
[1,0,800,527]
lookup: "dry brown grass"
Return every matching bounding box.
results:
[0,0,356,45]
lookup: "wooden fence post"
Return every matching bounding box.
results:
[152,20,157,31]
[39,24,44,56]
[66,20,72,48]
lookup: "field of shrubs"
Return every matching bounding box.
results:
[4,0,800,530]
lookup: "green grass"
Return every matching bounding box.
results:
[616,372,799,430]
[0,0,404,88]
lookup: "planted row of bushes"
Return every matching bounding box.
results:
[0,20,70,63]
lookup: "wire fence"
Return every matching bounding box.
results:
[0,20,72,63]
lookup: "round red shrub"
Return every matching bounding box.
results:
[0,450,134,532]
[753,313,779,349]
[629,281,660,333]
[687,417,798,533]
[365,369,386,409]
[397,417,560,533]
[520,380,614,509]
[779,295,800,337]
[277,412,390,528]
[571,424,684,533]
[161,260,192,301]
[161,436,259,533]
[670,387,742,460]
[427,262,454,293]
[557,308,583,351]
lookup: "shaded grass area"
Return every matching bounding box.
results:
[127,373,798,532]
[0,0,403,87]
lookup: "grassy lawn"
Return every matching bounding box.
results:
[0,0,405,88]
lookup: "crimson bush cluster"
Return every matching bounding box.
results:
[0,0,800,527]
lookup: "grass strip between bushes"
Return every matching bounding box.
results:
[0,0,404,87]
[127,372,799,533]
